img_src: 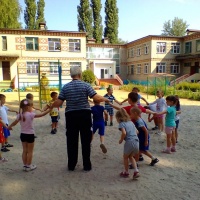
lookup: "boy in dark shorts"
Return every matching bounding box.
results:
[43,92,59,134]
[91,100,108,153]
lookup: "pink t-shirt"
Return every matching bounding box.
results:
[17,112,36,134]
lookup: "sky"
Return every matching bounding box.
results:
[18,0,200,42]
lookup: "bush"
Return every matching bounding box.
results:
[176,82,200,92]
[82,70,95,84]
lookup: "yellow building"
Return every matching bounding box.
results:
[0,23,87,90]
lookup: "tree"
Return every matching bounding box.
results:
[91,0,103,43]
[161,17,189,37]
[35,0,46,30]
[104,0,119,44]
[82,69,95,84]
[0,0,22,28]
[77,0,93,39]
[117,38,129,44]
[24,0,37,29]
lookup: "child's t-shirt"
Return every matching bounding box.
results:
[104,94,115,110]
[0,105,9,124]
[47,100,59,116]
[91,105,105,122]
[149,97,167,112]
[165,106,176,127]
[17,112,36,134]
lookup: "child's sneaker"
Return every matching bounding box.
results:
[54,128,57,133]
[0,157,8,163]
[152,126,158,130]
[133,171,140,179]
[51,129,56,134]
[162,149,171,154]
[120,171,129,178]
[110,122,113,126]
[171,147,176,152]
[25,164,37,171]
[5,143,14,147]
[1,147,10,152]
[139,155,144,161]
[100,144,107,154]
[150,158,159,166]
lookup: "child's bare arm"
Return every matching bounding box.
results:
[42,104,49,112]
[141,97,149,105]
[119,128,126,144]
[35,108,52,118]
[176,111,181,114]
[8,119,20,130]
[146,109,156,115]
[156,110,167,115]
[114,99,122,105]
[33,106,42,112]
[8,109,18,114]
[121,98,128,104]
[108,102,120,110]
[0,119,8,128]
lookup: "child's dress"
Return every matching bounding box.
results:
[0,117,5,143]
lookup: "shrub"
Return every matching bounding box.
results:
[82,70,95,84]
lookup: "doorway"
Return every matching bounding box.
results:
[2,61,11,80]
[100,68,109,79]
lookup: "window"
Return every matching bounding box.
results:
[196,40,200,52]
[184,62,191,67]
[69,62,81,69]
[144,44,149,54]
[27,62,38,74]
[26,37,39,51]
[171,63,180,74]
[48,38,61,51]
[116,66,120,74]
[157,42,166,53]
[185,42,192,54]
[49,62,59,74]
[171,43,180,54]
[130,48,134,57]
[127,66,130,75]
[69,39,81,52]
[2,36,7,50]
[144,63,149,74]
[156,63,166,73]
[136,64,141,74]
[131,65,134,75]
[127,49,131,58]
[137,47,141,56]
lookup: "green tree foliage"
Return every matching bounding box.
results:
[24,0,37,29]
[91,0,103,43]
[0,0,22,28]
[161,17,189,36]
[104,0,119,44]
[35,0,46,29]
[82,69,95,84]
[77,0,93,38]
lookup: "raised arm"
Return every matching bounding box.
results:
[92,94,109,103]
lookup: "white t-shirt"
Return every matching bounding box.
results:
[0,105,9,124]
[149,97,167,112]
[17,112,36,134]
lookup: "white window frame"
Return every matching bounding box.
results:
[157,42,166,53]
[48,38,61,51]
[69,62,81,69]
[144,63,149,74]
[49,62,59,75]
[137,47,141,56]
[171,63,180,74]
[171,43,180,54]
[144,44,149,54]
[185,41,192,54]
[136,64,141,74]
[27,62,38,75]
[69,39,81,52]
[156,63,166,73]
[2,36,7,51]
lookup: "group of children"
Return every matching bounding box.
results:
[91,87,181,179]
[0,91,59,169]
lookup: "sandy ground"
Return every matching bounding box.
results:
[0,90,200,200]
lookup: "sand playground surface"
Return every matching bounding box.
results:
[1,90,200,200]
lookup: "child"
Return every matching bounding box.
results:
[0,117,8,163]
[156,95,177,154]
[91,100,108,153]
[0,94,18,152]
[104,87,121,126]
[26,93,42,112]
[43,92,59,134]
[148,90,167,135]
[116,108,140,179]
[130,107,159,166]
[175,95,181,143]
[8,99,51,171]
[121,87,148,106]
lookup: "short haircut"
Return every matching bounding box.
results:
[26,93,33,100]
[130,107,141,115]
[70,66,82,77]
[107,87,112,92]
[0,94,6,100]
[51,92,58,98]
[166,95,177,104]
[132,87,140,92]
[128,92,138,103]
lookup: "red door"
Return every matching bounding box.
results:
[190,66,196,75]
[2,61,11,80]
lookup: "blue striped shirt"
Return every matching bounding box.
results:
[104,94,115,110]
[58,80,97,112]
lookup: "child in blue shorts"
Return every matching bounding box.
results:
[91,100,108,153]
[130,107,159,166]
[0,94,18,152]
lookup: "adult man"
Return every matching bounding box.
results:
[51,66,109,171]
